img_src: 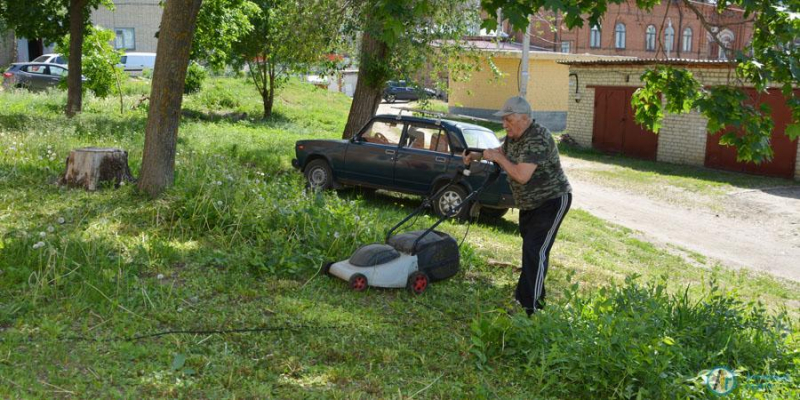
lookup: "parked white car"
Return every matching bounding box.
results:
[119,52,156,76]
[31,53,67,66]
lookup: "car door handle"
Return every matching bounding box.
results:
[435,156,446,163]
[385,149,396,155]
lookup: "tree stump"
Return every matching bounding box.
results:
[60,147,135,191]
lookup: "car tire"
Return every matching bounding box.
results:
[349,273,368,291]
[432,184,470,220]
[407,271,429,294]
[304,159,333,190]
[385,94,396,103]
[480,207,509,220]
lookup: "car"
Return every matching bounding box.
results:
[2,62,69,91]
[292,114,515,219]
[31,53,67,66]
[382,80,439,103]
[119,52,156,76]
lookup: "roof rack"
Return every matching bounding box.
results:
[392,107,497,125]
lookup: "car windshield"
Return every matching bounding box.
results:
[461,128,501,149]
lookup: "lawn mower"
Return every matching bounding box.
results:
[321,151,501,294]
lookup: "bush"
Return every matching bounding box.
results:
[197,81,241,110]
[184,62,207,94]
[56,25,125,98]
[470,275,798,399]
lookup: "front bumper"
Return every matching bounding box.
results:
[291,158,300,170]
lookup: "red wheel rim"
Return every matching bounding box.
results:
[352,276,367,291]
[413,275,427,293]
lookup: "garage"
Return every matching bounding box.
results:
[591,86,658,160]
[705,89,799,179]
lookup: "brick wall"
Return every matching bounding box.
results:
[91,1,162,53]
[566,64,800,180]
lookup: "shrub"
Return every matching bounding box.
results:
[470,275,798,399]
[56,25,125,98]
[184,62,207,94]
[197,81,241,110]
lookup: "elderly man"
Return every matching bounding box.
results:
[464,96,572,315]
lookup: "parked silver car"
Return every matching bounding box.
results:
[31,53,67,66]
[2,62,69,91]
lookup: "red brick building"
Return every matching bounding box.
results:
[502,0,752,60]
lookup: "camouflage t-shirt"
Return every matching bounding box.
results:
[502,122,572,210]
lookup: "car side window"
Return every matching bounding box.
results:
[49,66,67,77]
[403,125,449,153]
[361,121,403,145]
[25,65,44,75]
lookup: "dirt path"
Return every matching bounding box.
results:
[562,157,800,282]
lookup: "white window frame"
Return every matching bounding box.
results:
[590,25,601,48]
[665,25,675,52]
[682,27,693,53]
[114,28,136,50]
[645,25,656,51]
[614,23,626,49]
[561,41,571,53]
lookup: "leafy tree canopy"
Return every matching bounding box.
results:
[0,0,110,43]
[192,0,260,71]
[482,0,799,163]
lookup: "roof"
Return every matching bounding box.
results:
[558,58,736,67]
[373,114,493,132]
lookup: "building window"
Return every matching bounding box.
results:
[645,25,656,51]
[114,28,135,50]
[590,25,601,48]
[665,25,675,54]
[717,29,734,60]
[614,23,626,49]
[561,41,571,53]
[682,27,693,53]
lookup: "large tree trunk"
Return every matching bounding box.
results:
[342,32,389,139]
[65,0,86,117]
[137,0,203,197]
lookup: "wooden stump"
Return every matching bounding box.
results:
[60,147,135,191]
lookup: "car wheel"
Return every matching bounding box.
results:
[480,207,509,220]
[385,94,396,103]
[320,261,334,276]
[349,273,368,291]
[432,184,470,220]
[407,271,429,294]
[304,159,333,190]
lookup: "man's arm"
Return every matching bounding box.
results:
[483,148,537,184]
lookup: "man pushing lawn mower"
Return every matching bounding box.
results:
[463,96,572,316]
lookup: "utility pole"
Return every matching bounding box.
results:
[520,15,531,97]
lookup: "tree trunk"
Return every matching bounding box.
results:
[60,147,134,191]
[342,32,389,139]
[137,0,203,197]
[65,0,86,117]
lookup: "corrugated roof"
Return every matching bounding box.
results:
[558,58,736,67]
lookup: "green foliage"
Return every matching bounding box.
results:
[184,62,208,94]
[471,275,798,399]
[192,0,259,70]
[56,25,125,99]
[487,0,799,163]
[232,0,344,117]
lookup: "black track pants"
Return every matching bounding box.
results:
[515,193,572,315]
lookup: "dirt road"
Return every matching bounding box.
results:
[563,157,800,282]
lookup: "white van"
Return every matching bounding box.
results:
[120,52,156,76]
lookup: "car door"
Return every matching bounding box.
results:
[22,65,48,90]
[393,123,452,193]
[44,66,66,88]
[343,119,405,187]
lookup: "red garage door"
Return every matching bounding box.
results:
[592,87,658,160]
[705,89,798,179]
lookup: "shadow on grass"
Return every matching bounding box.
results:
[560,143,800,194]
[0,111,146,141]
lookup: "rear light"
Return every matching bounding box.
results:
[2,72,11,78]
[298,145,305,150]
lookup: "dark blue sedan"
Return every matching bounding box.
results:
[292,115,514,219]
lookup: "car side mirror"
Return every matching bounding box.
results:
[351,136,362,143]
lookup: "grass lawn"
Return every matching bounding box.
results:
[1,77,797,398]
